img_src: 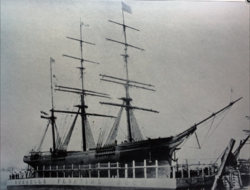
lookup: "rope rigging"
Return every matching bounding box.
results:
[58,95,79,148]
[206,106,232,141]
[36,120,50,152]
[104,102,124,146]
[54,123,62,149]
[201,115,216,147]
[129,103,144,141]
[85,117,96,149]
[183,105,232,150]
[58,108,80,150]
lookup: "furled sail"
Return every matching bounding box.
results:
[129,104,144,141]
[54,123,62,150]
[104,102,124,146]
[85,118,96,149]
[96,124,107,148]
[58,108,80,150]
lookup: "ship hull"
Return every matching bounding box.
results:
[24,135,189,170]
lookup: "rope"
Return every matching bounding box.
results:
[59,95,79,147]
[54,123,62,149]
[129,104,144,141]
[85,118,96,149]
[201,115,216,147]
[118,125,127,138]
[97,103,112,147]
[60,108,80,150]
[104,103,124,145]
[211,148,227,168]
[168,102,187,122]
[177,132,194,150]
[206,106,232,141]
[36,120,50,152]
[183,106,232,150]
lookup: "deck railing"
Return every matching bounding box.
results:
[9,160,218,180]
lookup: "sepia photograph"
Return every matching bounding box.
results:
[1,0,249,189]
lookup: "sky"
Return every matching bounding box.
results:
[1,0,249,169]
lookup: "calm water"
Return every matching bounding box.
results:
[1,171,9,190]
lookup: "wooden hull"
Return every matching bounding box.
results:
[24,135,187,169]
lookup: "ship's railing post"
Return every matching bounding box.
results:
[202,165,204,177]
[144,160,147,179]
[50,165,51,178]
[63,165,65,178]
[116,162,119,178]
[56,165,58,178]
[197,167,200,176]
[79,164,80,178]
[132,161,135,178]
[108,162,111,178]
[211,165,214,175]
[125,164,128,178]
[88,164,91,178]
[43,165,44,178]
[208,165,211,176]
[72,164,73,177]
[181,165,183,178]
[37,166,38,178]
[98,163,100,178]
[172,166,176,179]
[188,165,190,178]
[155,160,158,178]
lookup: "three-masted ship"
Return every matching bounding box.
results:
[23,3,242,177]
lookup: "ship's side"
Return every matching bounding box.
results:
[23,135,188,172]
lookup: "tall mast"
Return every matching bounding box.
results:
[122,10,133,142]
[50,57,56,152]
[101,2,158,144]
[79,20,87,151]
[57,21,115,152]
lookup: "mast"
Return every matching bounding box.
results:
[122,9,133,142]
[39,58,57,153]
[79,20,87,152]
[56,21,115,152]
[59,21,95,151]
[101,2,156,143]
[50,57,56,152]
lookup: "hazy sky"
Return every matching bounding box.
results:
[1,0,249,168]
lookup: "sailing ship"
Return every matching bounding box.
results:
[23,3,242,178]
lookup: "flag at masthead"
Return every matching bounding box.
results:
[122,2,132,14]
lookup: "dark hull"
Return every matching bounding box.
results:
[24,127,196,172]
[24,137,174,166]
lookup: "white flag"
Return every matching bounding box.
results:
[122,2,132,14]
